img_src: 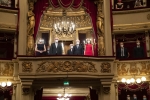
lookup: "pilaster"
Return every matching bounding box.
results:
[145,30,149,57]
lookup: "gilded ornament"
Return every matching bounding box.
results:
[1,63,14,76]
[22,62,33,72]
[139,62,147,75]
[100,63,111,73]
[146,63,150,75]
[36,61,97,73]
[103,87,110,94]
[147,14,150,20]
[129,63,138,75]
[117,63,128,75]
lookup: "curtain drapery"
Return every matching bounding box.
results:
[89,88,98,100]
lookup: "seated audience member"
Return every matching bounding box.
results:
[35,38,46,56]
[67,44,74,55]
[115,0,124,9]
[127,95,130,100]
[143,95,147,100]
[116,42,129,59]
[133,94,137,100]
[134,0,142,8]
[133,40,145,58]
[49,37,62,55]
[73,40,83,55]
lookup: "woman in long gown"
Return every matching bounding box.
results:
[84,39,94,56]
[35,38,46,56]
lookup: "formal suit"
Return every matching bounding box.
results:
[133,46,145,58]
[73,44,83,55]
[49,42,62,55]
[116,47,128,59]
[67,49,73,55]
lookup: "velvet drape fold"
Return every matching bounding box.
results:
[34,88,43,100]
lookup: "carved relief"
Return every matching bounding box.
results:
[36,61,97,73]
[100,63,111,73]
[117,61,150,75]
[103,87,110,94]
[22,62,33,72]
[0,63,14,76]
[22,88,30,95]
[117,63,128,75]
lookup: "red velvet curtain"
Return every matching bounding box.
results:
[33,0,49,38]
[34,88,43,100]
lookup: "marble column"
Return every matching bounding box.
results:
[103,0,113,56]
[18,0,28,55]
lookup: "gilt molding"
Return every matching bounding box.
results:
[113,8,150,15]
[113,22,150,33]
[0,23,17,30]
[36,61,97,73]
[0,8,18,14]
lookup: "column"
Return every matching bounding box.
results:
[104,0,113,56]
[12,85,17,100]
[18,0,28,55]
[145,31,149,57]
[113,34,116,56]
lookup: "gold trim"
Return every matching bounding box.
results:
[113,8,150,15]
[0,23,16,30]
[0,8,18,14]
[113,22,150,33]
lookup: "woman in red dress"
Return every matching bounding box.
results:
[84,39,94,56]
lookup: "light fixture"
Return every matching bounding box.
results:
[57,88,72,100]
[53,10,76,36]
[120,76,146,84]
[0,81,12,87]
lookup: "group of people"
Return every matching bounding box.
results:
[35,37,94,56]
[116,40,145,59]
[115,0,145,9]
[127,94,147,100]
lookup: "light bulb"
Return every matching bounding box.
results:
[58,94,62,97]
[7,81,12,86]
[126,79,131,84]
[136,78,141,83]
[1,82,6,87]
[130,78,135,83]
[141,77,146,81]
[121,78,126,83]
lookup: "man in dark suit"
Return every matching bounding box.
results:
[116,42,129,59]
[49,37,62,55]
[67,44,74,55]
[73,40,83,55]
[133,40,145,58]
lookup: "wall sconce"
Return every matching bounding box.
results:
[120,76,146,84]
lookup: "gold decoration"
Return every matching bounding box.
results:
[26,2,35,56]
[147,14,150,20]
[95,0,105,56]
[0,63,14,76]
[36,61,97,73]
[117,63,128,75]
[103,87,110,94]
[146,63,150,75]
[0,23,16,30]
[22,88,30,95]
[22,62,33,72]
[139,62,147,75]
[129,63,138,75]
[113,22,150,33]
[100,63,111,73]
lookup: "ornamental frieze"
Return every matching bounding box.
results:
[117,61,150,76]
[22,62,33,72]
[36,61,97,73]
[0,63,14,76]
[100,63,111,73]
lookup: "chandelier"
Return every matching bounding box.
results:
[120,76,146,84]
[53,10,76,35]
[57,88,72,100]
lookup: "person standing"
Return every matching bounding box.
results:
[49,37,62,55]
[133,40,145,58]
[35,38,46,56]
[67,44,74,55]
[116,42,129,59]
[73,40,83,55]
[84,39,94,56]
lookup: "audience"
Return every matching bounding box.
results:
[115,0,124,9]
[35,38,46,56]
